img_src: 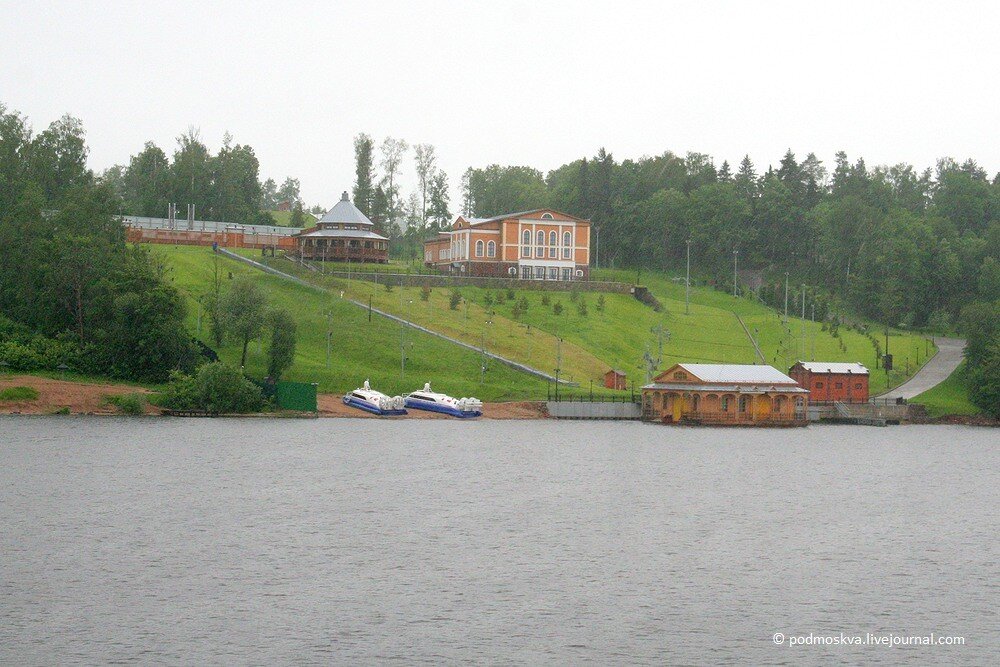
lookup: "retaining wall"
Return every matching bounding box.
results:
[546,401,642,420]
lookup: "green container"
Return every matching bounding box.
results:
[274,381,318,412]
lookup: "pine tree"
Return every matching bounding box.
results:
[352,133,375,217]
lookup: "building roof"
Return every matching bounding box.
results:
[669,363,800,385]
[456,208,590,228]
[317,192,374,227]
[794,361,870,375]
[606,369,626,376]
[296,228,388,240]
[641,382,809,394]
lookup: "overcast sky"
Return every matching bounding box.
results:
[2,0,997,210]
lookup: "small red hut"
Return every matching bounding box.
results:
[604,369,627,391]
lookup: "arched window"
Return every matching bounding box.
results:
[475,240,484,257]
[537,230,545,245]
[522,229,531,257]
[536,230,545,257]
[549,231,557,246]
[563,231,572,258]
[522,230,531,245]
[486,240,496,257]
[541,212,554,220]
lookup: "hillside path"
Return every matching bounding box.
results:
[878,337,966,400]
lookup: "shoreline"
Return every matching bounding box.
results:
[1,375,994,425]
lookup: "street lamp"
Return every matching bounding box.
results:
[685,239,691,315]
[783,272,789,325]
[732,249,739,298]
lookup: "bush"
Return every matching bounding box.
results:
[384,282,393,293]
[106,392,146,415]
[420,284,431,301]
[495,290,506,304]
[596,294,606,313]
[162,362,264,413]
[541,293,551,306]
[0,386,40,401]
[577,299,588,316]
[506,289,515,300]
[569,290,579,303]
[449,289,462,310]
[518,296,529,313]
[483,292,494,308]
[553,301,563,316]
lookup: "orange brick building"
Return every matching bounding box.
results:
[424,209,591,280]
[642,363,809,426]
[788,361,870,403]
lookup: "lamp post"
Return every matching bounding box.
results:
[783,272,789,325]
[733,250,739,298]
[801,284,806,359]
[685,238,691,315]
[554,336,563,400]
[480,314,493,384]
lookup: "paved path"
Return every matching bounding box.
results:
[217,249,573,385]
[878,337,966,399]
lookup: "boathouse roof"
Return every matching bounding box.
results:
[674,363,798,385]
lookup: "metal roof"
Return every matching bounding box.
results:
[296,228,388,240]
[676,363,800,385]
[318,192,374,226]
[457,209,590,227]
[642,382,809,394]
[794,361,870,375]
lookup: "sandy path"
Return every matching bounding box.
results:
[0,375,159,415]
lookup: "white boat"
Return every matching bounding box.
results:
[343,380,407,416]
[404,383,483,418]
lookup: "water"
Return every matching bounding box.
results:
[1,418,997,665]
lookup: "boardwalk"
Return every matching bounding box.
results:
[879,337,966,400]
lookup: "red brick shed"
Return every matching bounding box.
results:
[788,361,870,403]
[604,369,627,391]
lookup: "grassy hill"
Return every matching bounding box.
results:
[910,362,978,417]
[195,248,931,396]
[150,246,550,401]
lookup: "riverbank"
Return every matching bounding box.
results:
[0,374,548,419]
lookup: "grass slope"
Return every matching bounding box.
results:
[152,246,550,401]
[910,362,980,417]
[225,250,930,396]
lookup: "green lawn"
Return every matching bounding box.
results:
[151,246,550,401]
[220,251,930,396]
[911,362,980,417]
[592,267,932,395]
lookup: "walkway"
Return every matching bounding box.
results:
[217,249,572,385]
[878,337,966,400]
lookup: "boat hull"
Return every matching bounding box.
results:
[404,398,481,418]
[343,396,407,416]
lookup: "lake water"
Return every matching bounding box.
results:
[1,418,997,665]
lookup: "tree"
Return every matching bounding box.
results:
[352,133,376,217]
[413,143,437,226]
[170,128,211,213]
[289,200,306,228]
[220,276,267,367]
[427,169,451,227]
[261,177,278,209]
[277,177,300,206]
[380,137,408,221]
[266,308,297,380]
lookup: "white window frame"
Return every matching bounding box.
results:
[475,239,484,257]
[486,240,496,257]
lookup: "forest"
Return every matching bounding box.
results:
[0,103,195,381]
